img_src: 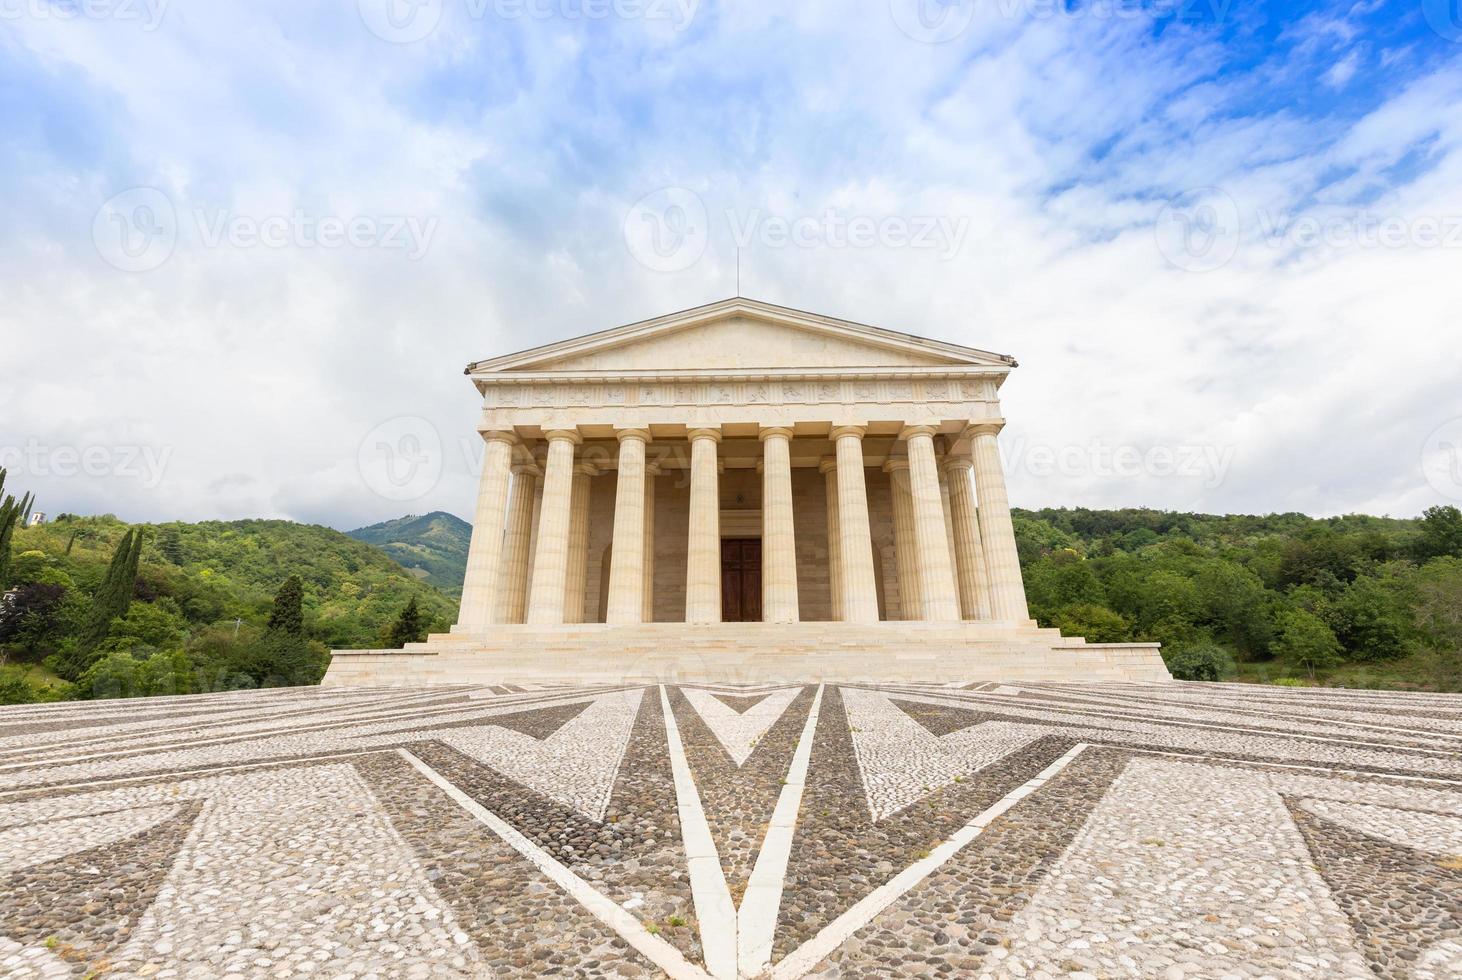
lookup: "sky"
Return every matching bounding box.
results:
[2,0,1461,531]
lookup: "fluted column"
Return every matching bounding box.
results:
[902,425,960,621]
[642,461,659,622]
[831,426,879,622]
[685,428,722,623]
[563,462,597,624]
[760,426,799,622]
[494,462,539,624]
[526,429,581,625]
[606,429,650,624]
[944,456,992,621]
[883,458,922,620]
[457,431,518,629]
[967,421,1030,622]
[819,458,843,621]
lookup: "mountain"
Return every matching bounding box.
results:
[347,511,471,592]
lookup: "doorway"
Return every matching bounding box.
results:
[720,538,762,622]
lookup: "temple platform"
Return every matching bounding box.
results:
[322,622,1170,686]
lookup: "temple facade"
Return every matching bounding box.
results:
[325,298,1169,685]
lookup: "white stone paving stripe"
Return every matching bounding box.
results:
[681,686,803,766]
[660,685,738,980]
[771,742,1091,980]
[738,684,823,979]
[398,748,715,980]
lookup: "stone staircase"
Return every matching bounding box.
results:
[323,622,1170,686]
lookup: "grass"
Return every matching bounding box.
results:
[1227,651,1462,692]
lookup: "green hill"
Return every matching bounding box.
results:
[1,515,458,703]
[347,511,471,592]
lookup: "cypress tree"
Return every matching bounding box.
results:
[265,575,305,638]
[63,529,142,677]
[388,596,424,648]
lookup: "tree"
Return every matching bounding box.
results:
[388,596,424,648]
[159,526,186,565]
[252,575,319,686]
[1333,575,1411,662]
[1272,608,1344,677]
[0,468,34,589]
[1416,505,1462,561]
[1053,603,1130,643]
[64,529,145,676]
[1163,643,1236,682]
[266,575,305,638]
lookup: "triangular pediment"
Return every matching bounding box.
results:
[467,299,1014,376]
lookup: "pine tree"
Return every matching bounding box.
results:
[388,596,424,648]
[255,575,316,686]
[159,526,185,565]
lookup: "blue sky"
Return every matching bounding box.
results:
[2,0,1461,529]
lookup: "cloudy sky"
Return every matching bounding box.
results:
[2,0,1460,530]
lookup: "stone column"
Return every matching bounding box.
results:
[563,462,597,624]
[902,425,960,621]
[685,428,722,623]
[526,429,581,625]
[831,426,879,623]
[606,429,650,624]
[457,430,518,629]
[819,457,843,621]
[944,456,993,621]
[883,458,922,621]
[494,462,539,624]
[642,461,659,623]
[967,422,1031,622]
[760,426,799,623]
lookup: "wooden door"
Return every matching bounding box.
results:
[720,538,762,622]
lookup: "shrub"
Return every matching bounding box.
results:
[1053,603,1130,643]
[1162,643,1236,682]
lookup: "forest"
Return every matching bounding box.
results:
[2,465,1460,702]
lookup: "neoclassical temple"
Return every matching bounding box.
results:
[326,299,1168,685]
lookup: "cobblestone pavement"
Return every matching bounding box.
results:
[1,680,1459,978]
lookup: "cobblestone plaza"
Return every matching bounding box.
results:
[2,680,1459,978]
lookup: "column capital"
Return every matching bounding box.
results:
[511,461,541,476]
[882,457,910,473]
[758,425,795,442]
[482,429,519,446]
[818,456,839,475]
[687,427,722,444]
[962,419,1006,439]
[899,423,940,441]
[542,428,583,445]
[645,461,662,476]
[829,424,867,442]
[942,454,975,474]
[615,427,652,444]
[572,462,600,476]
